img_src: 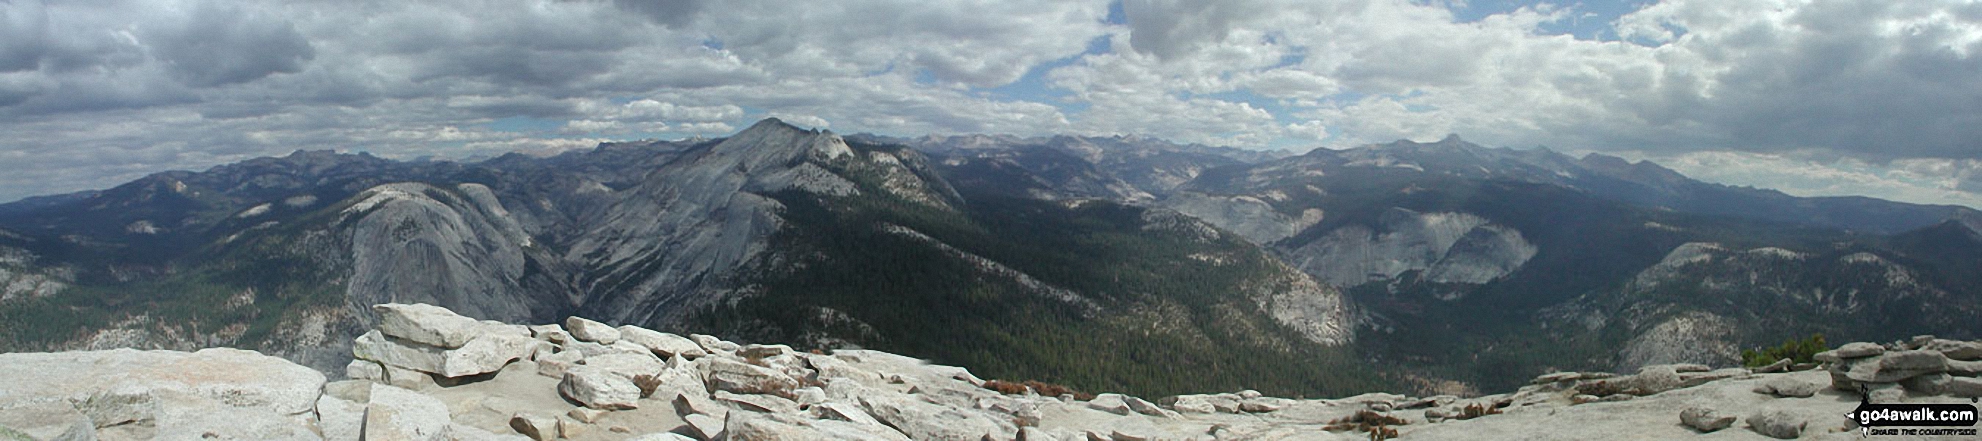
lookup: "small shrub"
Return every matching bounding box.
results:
[1575,380,1622,397]
[799,374,827,389]
[1455,403,1500,420]
[1368,426,1398,441]
[980,379,1094,400]
[1325,409,1408,436]
[1357,410,1408,426]
[982,380,1029,395]
[1023,380,1065,396]
[1023,380,1094,400]
[1742,333,1827,367]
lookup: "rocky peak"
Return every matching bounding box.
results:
[1578,153,1691,187]
[1370,134,1484,155]
[282,148,360,161]
[222,149,390,174]
[1326,136,1493,173]
[711,118,852,165]
[1578,152,1631,170]
[566,118,870,327]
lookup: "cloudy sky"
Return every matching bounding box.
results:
[2,0,1981,207]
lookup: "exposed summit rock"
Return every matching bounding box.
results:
[5,303,1976,441]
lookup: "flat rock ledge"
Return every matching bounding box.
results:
[3,303,1977,440]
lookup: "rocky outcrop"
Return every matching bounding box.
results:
[4,303,1978,440]
[0,244,69,304]
[350,327,535,378]
[1821,336,1982,402]
[1613,311,1740,372]
[1254,256,1358,346]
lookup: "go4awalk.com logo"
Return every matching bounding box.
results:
[1845,398,1979,437]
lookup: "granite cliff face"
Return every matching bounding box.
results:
[1282,208,1536,291]
[4,303,1979,440]
[1158,192,1323,245]
[343,182,575,322]
[566,118,863,327]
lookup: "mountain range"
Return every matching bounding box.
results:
[2,118,1977,397]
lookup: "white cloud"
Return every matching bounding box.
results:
[0,0,1979,210]
[557,99,744,135]
[769,114,832,129]
[559,119,624,134]
[691,0,1110,87]
[608,100,742,123]
[671,122,734,133]
[0,0,1111,201]
[1285,120,1331,140]
[1237,69,1343,101]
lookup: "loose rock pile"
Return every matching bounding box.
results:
[1821,337,1982,401]
[2,303,1978,440]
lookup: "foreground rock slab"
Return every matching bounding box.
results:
[365,383,452,441]
[0,347,326,440]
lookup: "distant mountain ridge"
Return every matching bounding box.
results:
[1152,134,1981,390]
[0,119,1372,398]
[1197,135,1975,235]
[2,121,1979,397]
